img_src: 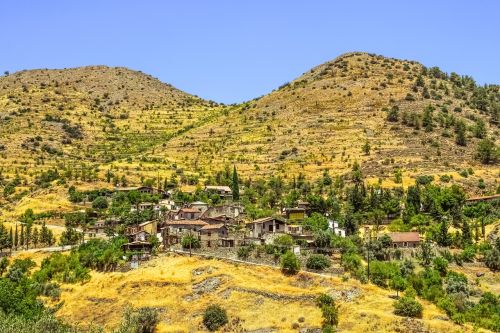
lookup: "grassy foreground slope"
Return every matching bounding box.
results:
[50,254,483,333]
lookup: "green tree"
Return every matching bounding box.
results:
[362,140,371,155]
[280,251,300,275]
[422,105,434,132]
[455,120,467,146]
[389,274,408,297]
[231,165,240,201]
[92,196,109,210]
[386,105,399,122]
[475,138,498,164]
[203,305,228,331]
[473,118,487,138]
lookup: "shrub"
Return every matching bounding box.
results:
[203,305,228,331]
[115,307,159,333]
[92,196,108,209]
[432,257,448,276]
[306,254,331,270]
[316,294,339,328]
[394,295,423,318]
[181,234,200,249]
[280,251,300,275]
[237,246,252,259]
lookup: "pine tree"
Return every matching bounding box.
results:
[455,120,467,146]
[32,228,39,248]
[461,219,472,247]
[422,105,434,132]
[232,165,240,201]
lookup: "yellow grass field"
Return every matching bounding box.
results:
[35,254,486,333]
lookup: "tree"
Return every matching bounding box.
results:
[422,105,434,132]
[306,254,331,270]
[386,106,399,122]
[418,240,434,268]
[0,257,8,276]
[389,274,408,297]
[316,294,339,328]
[432,257,448,276]
[203,305,228,331]
[92,196,108,210]
[455,120,467,146]
[435,218,451,247]
[181,234,200,249]
[461,219,472,246]
[362,140,371,155]
[394,168,403,184]
[475,138,498,164]
[393,291,423,318]
[280,251,300,275]
[473,118,487,138]
[231,165,240,201]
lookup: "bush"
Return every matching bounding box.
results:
[181,234,200,249]
[306,254,331,270]
[237,246,252,259]
[115,307,159,333]
[432,257,448,276]
[394,295,423,318]
[280,251,300,275]
[203,305,228,331]
[316,294,339,328]
[92,196,108,209]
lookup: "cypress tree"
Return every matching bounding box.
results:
[14,225,18,250]
[461,219,472,247]
[20,225,24,249]
[232,165,240,201]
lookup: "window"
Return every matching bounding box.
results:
[268,225,273,232]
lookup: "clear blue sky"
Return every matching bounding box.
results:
[1,1,499,103]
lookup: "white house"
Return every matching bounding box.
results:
[328,219,346,237]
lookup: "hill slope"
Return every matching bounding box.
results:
[0,53,498,196]
[0,65,221,173]
[163,52,499,185]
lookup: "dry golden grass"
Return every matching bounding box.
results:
[46,254,485,333]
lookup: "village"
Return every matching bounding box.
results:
[81,184,429,269]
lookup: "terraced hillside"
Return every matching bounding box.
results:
[0,53,499,201]
[0,65,222,178]
[164,52,499,187]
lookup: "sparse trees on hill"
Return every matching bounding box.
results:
[455,120,467,146]
[475,138,498,164]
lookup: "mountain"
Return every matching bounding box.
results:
[0,65,221,169]
[162,52,499,185]
[0,53,498,194]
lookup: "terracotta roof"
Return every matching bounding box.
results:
[180,208,201,213]
[165,220,208,226]
[200,224,225,230]
[388,232,420,243]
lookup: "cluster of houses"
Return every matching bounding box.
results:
[87,185,423,255]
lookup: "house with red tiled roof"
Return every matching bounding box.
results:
[199,223,232,247]
[388,232,420,248]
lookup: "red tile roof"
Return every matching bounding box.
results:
[389,232,420,243]
[165,220,207,226]
[200,224,225,230]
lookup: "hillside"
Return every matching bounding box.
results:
[163,52,499,188]
[0,53,499,206]
[0,65,221,176]
[30,253,487,333]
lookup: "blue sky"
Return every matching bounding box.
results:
[1,1,499,103]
